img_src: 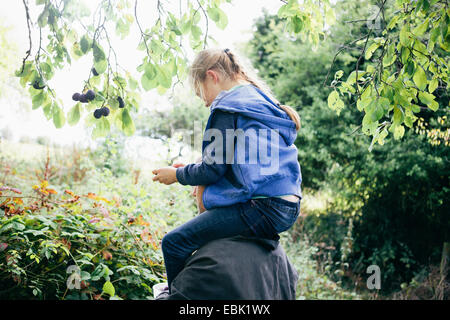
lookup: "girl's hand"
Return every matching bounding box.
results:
[152,167,178,185]
[172,163,185,168]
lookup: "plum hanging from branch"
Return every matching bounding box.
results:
[85,90,95,101]
[75,90,95,103]
[117,96,125,108]
[93,107,110,119]
[32,80,45,90]
[79,94,88,103]
[93,108,103,119]
[101,106,110,117]
[72,93,81,101]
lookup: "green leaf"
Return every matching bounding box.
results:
[190,25,202,40]
[393,124,405,140]
[327,90,345,115]
[121,109,135,136]
[94,59,107,75]
[38,8,49,28]
[387,16,399,30]
[412,67,427,91]
[365,43,380,60]
[399,25,411,46]
[53,106,66,128]
[378,97,390,112]
[141,73,157,91]
[144,62,157,80]
[80,35,91,54]
[428,78,438,93]
[383,44,396,67]
[102,281,115,297]
[216,8,228,30]
[334,70,344,80]
[393,106,404,125]
[93,43,106,62]
[378,127,389,145]
[411,104,421,113]
[32,92,45,110]
[371,104,384,122]
[180,18,191,34]
[116,19,130,39]
[92,117,110,138]
[405,60,415,76]
[68,103,81,126]
[157,65,172,89]
[207,7,221,22]
[440,16,448,39]
[325,6,336,26]
[412,18,429,37]
[40,62,53,79]
[346,71,366,85]
[362,113,378,136]
[292,16,303,33]
[418,91,438,111]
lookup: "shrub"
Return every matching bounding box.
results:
[0,143,196,300]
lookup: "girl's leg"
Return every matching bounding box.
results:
[161,202,254,290]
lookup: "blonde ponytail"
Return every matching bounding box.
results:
[279,105,301,131]
[189,48,301,131]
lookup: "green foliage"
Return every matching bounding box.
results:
[334,129,450,292]
[247,1,449,294]
[325,0,449,147]
[0,141,196,300]
[13,0,236,138]
[281,232,360,300]
[16,0,449,149]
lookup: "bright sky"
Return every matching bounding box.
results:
[0,0,281,147]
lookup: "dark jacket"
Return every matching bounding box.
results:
[156,236,298,300]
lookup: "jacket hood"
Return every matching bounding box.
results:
[210,84,298,146]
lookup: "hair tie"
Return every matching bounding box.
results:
[224,48,235,66]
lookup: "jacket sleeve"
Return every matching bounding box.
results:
[176,110,236,186]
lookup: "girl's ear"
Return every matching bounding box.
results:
[206,69,219,84]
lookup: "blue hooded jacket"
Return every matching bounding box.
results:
[176,84,302,210]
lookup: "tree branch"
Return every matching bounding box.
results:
[20,0,32,74]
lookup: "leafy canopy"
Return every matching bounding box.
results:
[14,0,450,146]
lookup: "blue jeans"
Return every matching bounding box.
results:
[161,197,301,291]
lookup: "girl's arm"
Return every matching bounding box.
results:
[152,110,236,186]
[192,185,206,214]
[175,110,236,186]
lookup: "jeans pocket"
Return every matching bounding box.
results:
[270,200,300,232]
[251,198,301,233]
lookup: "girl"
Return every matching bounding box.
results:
[152,48,302,291]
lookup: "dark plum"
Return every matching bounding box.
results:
[72,93,81,101]
[79,94,88,103]
[93,109,103,119]
[85,90,95,101]
[32,81,45,90]
[101,106,110,117]
[117,96,125,108]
